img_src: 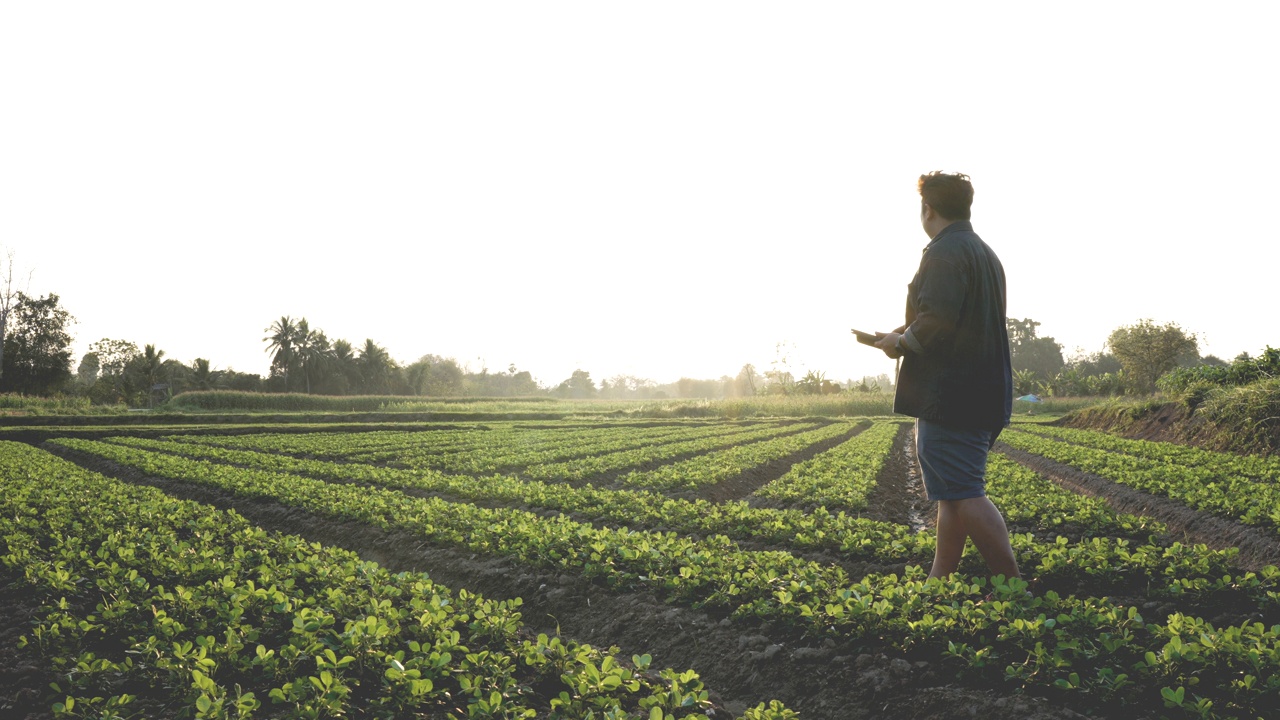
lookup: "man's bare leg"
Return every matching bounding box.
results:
[928,500,968,578]
[957,496,1020,580]
[927,496,1020,581]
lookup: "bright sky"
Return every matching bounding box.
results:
[3,3,1276,389]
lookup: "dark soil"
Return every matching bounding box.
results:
[0,573,54,720]
[16,441,1112,720]
[860,423,935,532]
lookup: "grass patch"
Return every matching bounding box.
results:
[1060,396,1170,428]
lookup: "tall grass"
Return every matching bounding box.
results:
[0,394,123,415]
[1198,378,1280,456]
[1012,395,1116,417]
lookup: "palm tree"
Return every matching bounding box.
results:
[191,358,220,391]
[332,339,359,394]
[358,339,393,394]
[264,316,298,391]
[296,322,333,394]
[141,344,166,407]
[141,344,165,385]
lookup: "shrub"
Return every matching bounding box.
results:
[1197,378,1280,456]
[1158,346,1280,394]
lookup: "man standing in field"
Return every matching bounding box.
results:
[874,171,1020,583]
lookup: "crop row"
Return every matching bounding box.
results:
[987,454,1166,542]
[752,422,900,511]
[53,437,1280,716]
[343,423,731,466]
[0,442,790,719]
[379,423,800,477]
[614,423,851,492]
[1001,429,1280,533]
[169,423,632,461]
[102,433,934,565]
[173,422,804,483]
[166,426,491,457]
[1017,424,1280,481]
[98,432,1266,609]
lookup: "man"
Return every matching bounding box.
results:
[873,171,1020,582]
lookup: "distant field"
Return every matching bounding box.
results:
[4,414,1279,718]
[1,390,1116,423]
[166,390,900,418]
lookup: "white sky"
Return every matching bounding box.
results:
[3,3,1276,389]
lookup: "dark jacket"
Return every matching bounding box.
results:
[893,220,1013,431]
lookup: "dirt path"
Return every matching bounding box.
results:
[42,443,1099,720]
[859,422,935,533]
[996,443,1280,572]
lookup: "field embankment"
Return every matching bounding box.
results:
[1059,378,1280,457]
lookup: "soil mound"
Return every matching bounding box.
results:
[1057,400,1279,457]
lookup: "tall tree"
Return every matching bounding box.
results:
[0,249,33,381]
[1006,318,1065,382]
[295,320,333,394]
[190,358,221,390]
[263,316,299,391]
[357,339,394,394]
[555,369,597,399]
[86,339,141,404]
[731,364,759,398]
[77,352,101,387]
[404,354,464,396]
[136,344,167,407]
[1107,319,1199,393]
[0,292,75,395]
[140,344,165,386]
[330,339,360,394]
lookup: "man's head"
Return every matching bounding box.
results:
[917,171,973,237]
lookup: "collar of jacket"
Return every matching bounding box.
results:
[923,220,974,252]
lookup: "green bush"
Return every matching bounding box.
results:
[1159,346,1280,394]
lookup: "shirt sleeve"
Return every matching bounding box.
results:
[902,255,967,355]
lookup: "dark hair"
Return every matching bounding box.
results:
[917,171,973,221]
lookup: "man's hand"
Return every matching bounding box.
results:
[874,331,903,359]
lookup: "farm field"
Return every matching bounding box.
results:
[3,416,1280,719]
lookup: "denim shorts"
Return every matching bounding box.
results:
[915,418,1001,501]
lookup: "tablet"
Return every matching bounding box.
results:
[850,328,879,346]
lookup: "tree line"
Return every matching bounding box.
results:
[1007,317,1220,397]
[0,276,1235,406]
[260,316,541,398]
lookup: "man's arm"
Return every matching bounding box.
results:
[899,257,966,356]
